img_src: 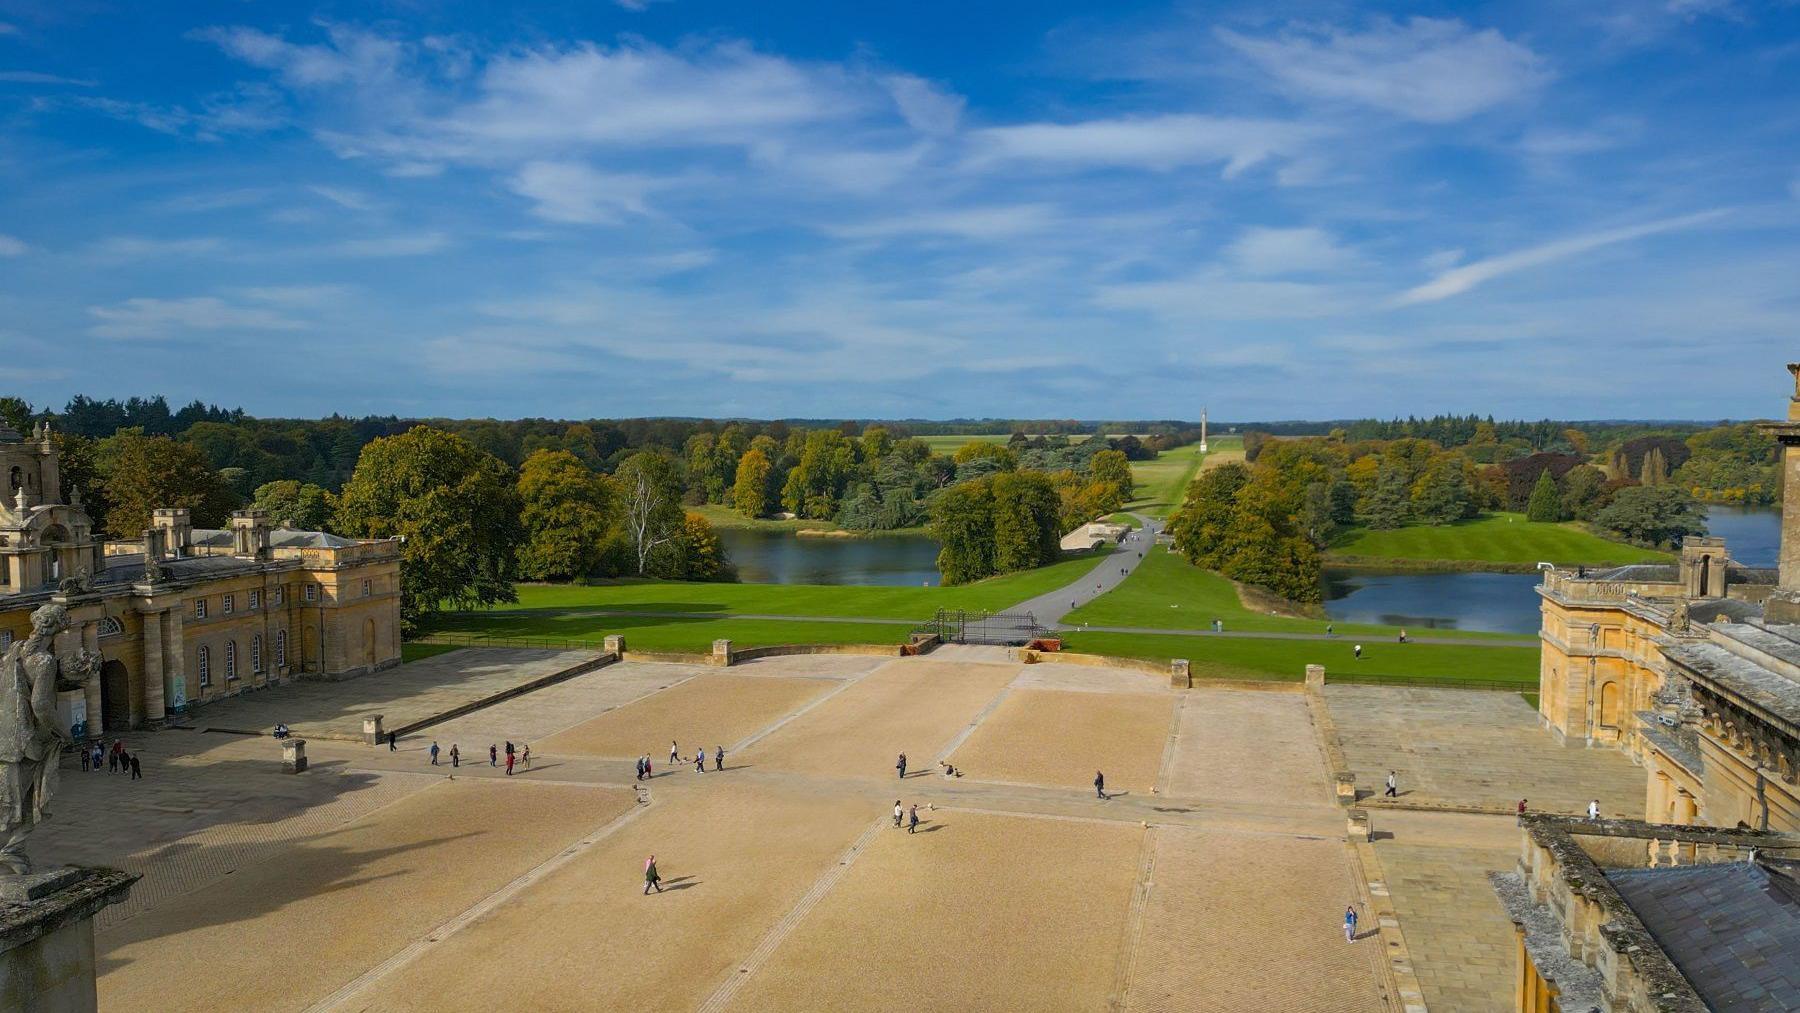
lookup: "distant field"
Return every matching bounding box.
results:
[1329,512,1670,568]
[914,433,1101,454]
[1125,438,1232,517]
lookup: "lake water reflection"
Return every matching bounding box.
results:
[717,528,942,586]
[1321,507,1781,634]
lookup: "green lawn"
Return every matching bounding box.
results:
[1125,439,1230,517]
[1329,512,1670,568]
[1060,548,1529,640]
[1058,631,1537,687]
[916,434,1014,454]
[452,548,1112,622]
[688,504,835,533]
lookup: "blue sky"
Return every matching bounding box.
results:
[1,1,1798,422]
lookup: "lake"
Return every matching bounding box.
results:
[718,528,942,586]
[1321,506,1781,634]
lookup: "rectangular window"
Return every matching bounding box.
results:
[223,594,234,615]
[198,645,211,687]
[304,584,318,603]
[249,590,260,610]
[362,578,371,597]
[194,598,208,620]
[273,587,284,606]
[225,641,237,680]
[276,629,287,667]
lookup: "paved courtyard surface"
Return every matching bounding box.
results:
[32,644,1653,1011]
[184,647,603,739]
[1325,684,1648,815]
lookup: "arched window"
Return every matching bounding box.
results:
[1600,682,1622,728]
[252,634,264,674]
[225,640,237,680]
[276,629,287,667]
[197,645,211,687]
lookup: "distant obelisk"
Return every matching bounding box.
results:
[1199,408,1208,453]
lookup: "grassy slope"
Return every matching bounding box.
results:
[1107,512,1143,529]
[916,434,1013,454]
[1125,440,1220,517]
[1329,512,1670,567]
[1058,631,1537,687]
[1060,548,1528,641]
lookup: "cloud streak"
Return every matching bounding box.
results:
[1395,210,1733,304]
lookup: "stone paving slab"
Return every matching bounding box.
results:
[369,782,874,1012]
[1124,826,1388,1012]
[408,659,703,749]
[1010,660,1172,695]
[538,673,838,759]
[97,779,633,1012]
[749,659,1020,779]
[185,647,605,740]
[1162,689,1332,806]
[1325,684,1648,815]
[730,809,1145,1011]
[730,654,891,679]
[947,687,1173,794]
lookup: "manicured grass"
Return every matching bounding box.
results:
[1329,512,1670,568]
[1107,513,1143,529]
[916,434,1013,454]
[421,614,911,654]
[1125,439,1232,517]
[400,642,465,664]
[1061,547,1532,641]
[1058,631,1537,687]
[688,504,835,533]
[458,548,1113,622]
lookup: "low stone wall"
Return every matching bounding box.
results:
[1015,649,1305,693]
[728,642,911,664]
[621,650,717,666]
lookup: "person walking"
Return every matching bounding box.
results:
[91,742,103,772]
[1325,624,1334,637]
[894,800,904,828]
[429,741,440,766]
[636,756,645,781]
[896,753,907,779]
[1094,770,1106,799]
[1398,629,1408,644]
[450,744,460,768]
[1353,644,1363,660]
[1384,771,1398,798]
[670,740,680,766]
[107,744,119,774]
[908,805,920,834]
[521,744,531,770]
[694,751,705,773]
[129,753,142,780]
[504,741,515,764]
[388,731,397,752]
[505,752,515,777]
[643,855,662,895]
[1344,905,1359,943]
[1517,798,1528,817]
[79,746,89,772]
[489,744,498,767]
[714,746,724,772]
[1588,799,1601,821]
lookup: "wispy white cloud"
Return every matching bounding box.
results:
[507,161,664,224]
[0,70,96,86]
[0,23,18,36]
[882,74,963,136]
[1225,226,1360,275]
[75,84,284,138]
[233,284,353,307]
[1395,210,1732,304]
[0,235,25,257]
[972,114,1322,176]
[329,232,450,257]
[825,204,1059,241]
[87,236,225,261]
[307,185,376,211]
[1220,17,1549,123]
[87,296,306,339]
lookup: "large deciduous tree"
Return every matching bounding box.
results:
[731,447,774,518]
[1088,448,1133,502]
[334,426,523,628]
[929,479,997,585]
[97,432,238,534]
[1594,486,1708,549]
[516,450,617,581]
[250,479,335,530]
[617,451,685,576]
[990,471,1062,573]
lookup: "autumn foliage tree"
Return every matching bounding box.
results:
[97,432,238,534]
[516,449,618,581]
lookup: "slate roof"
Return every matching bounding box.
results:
[1607,862,1800,1012]
[1690,598,1767,625]
[270,528,357,549]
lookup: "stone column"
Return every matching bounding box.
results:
[1170,659,1190,689]
[80,621,102,741]
[1305,664,1326,688]
[712,639,733,667]
[163,607,187,714]
[139,609,165,726]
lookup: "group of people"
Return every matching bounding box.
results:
[79,737,141,779]
[657,741,724,777]
[420,739,529,775]
[893,799,924,833]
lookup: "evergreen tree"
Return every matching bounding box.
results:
[1526,470,1563,522]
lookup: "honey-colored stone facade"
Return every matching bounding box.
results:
[0,425,400,738]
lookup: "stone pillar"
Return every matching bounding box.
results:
[1170,659,1190,689]
[1769,364,1800,605]
[140,610,165,725]
[1347,809,1371,840]
[80,621,102,741]
[1305,664,1326,688]
[603,635,625,655]
[1335,772,1358,806]
[363,715,384,746]
[283,738,308,774]
[712,639,733,667]
[0,868,136,1012]
[164,607,187,715]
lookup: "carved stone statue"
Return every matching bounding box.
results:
[1669,599,1691,634]
[0,605,81,874]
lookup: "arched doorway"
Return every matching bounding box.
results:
[100,660,130,731]
[363,618,377,668]
[1599,682,1622,729]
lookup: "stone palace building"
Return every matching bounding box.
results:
[0,421,401,739]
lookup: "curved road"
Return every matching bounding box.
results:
[1007,513,1165,627]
